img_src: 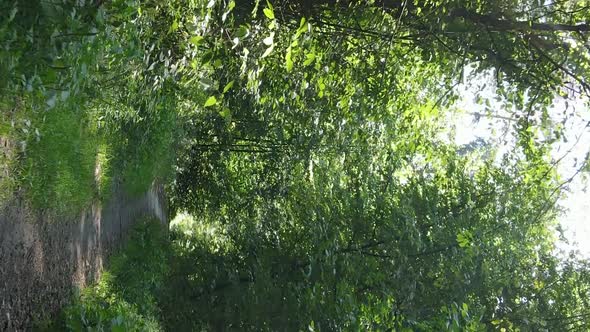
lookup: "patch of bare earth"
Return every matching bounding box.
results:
[0,185,167,331]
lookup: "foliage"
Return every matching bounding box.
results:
[3,0,590,330]
[162,0,590,330]
[165,149,575,330]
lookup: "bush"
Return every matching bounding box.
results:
[63,277,161,332]
[113,106,178,197]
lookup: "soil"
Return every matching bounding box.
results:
[0,184,167,331]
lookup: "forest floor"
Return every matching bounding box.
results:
[0,184,167,331]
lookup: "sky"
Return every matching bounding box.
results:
[450,69,590,258]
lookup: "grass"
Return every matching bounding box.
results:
[45,218,170,331]
[18,96,107,214]
[95,141,114,202]
[0,91,178,215]
[0,96,27,206]
[0,108,16,206]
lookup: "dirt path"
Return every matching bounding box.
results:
[0,184,167,331]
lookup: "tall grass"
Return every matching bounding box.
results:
[0,99,16,206]
[18,97,107,214]
[2,90,178,215]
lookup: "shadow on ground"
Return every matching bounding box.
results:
[0,184,167,330]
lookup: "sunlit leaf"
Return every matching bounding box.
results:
[223,80,235,93]
[263,8,275,19]
[285,48,293,72]
[189,36,204,46]
[303,53,316,66]
[204,96,217,107]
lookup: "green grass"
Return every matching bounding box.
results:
[0,100,15,205]
[95,141,114,202]
[46,218,170,331]
[0,131,16,207]
[0,96,19,202]
[0,91,177,215]
[0,96,30,206]
[18,97,108,214]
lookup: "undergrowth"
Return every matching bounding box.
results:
[0,92,177,214]
[0,98,17,206]
[20,97,101,213]
[109,101,178,197]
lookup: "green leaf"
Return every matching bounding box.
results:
[220,107,232,120]
[8,7,17,22]
[456,231,472,248]
[263,8,275,19]
[299,17,306,30]
[204,96,217,107]
[223,81,235,93]
[303,53,316,66]
[285,48,293,72]
[189,36,204,46]
[201,51,214,65]
[170,20,179,32]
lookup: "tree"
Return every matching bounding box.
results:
[160,0,590,330]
